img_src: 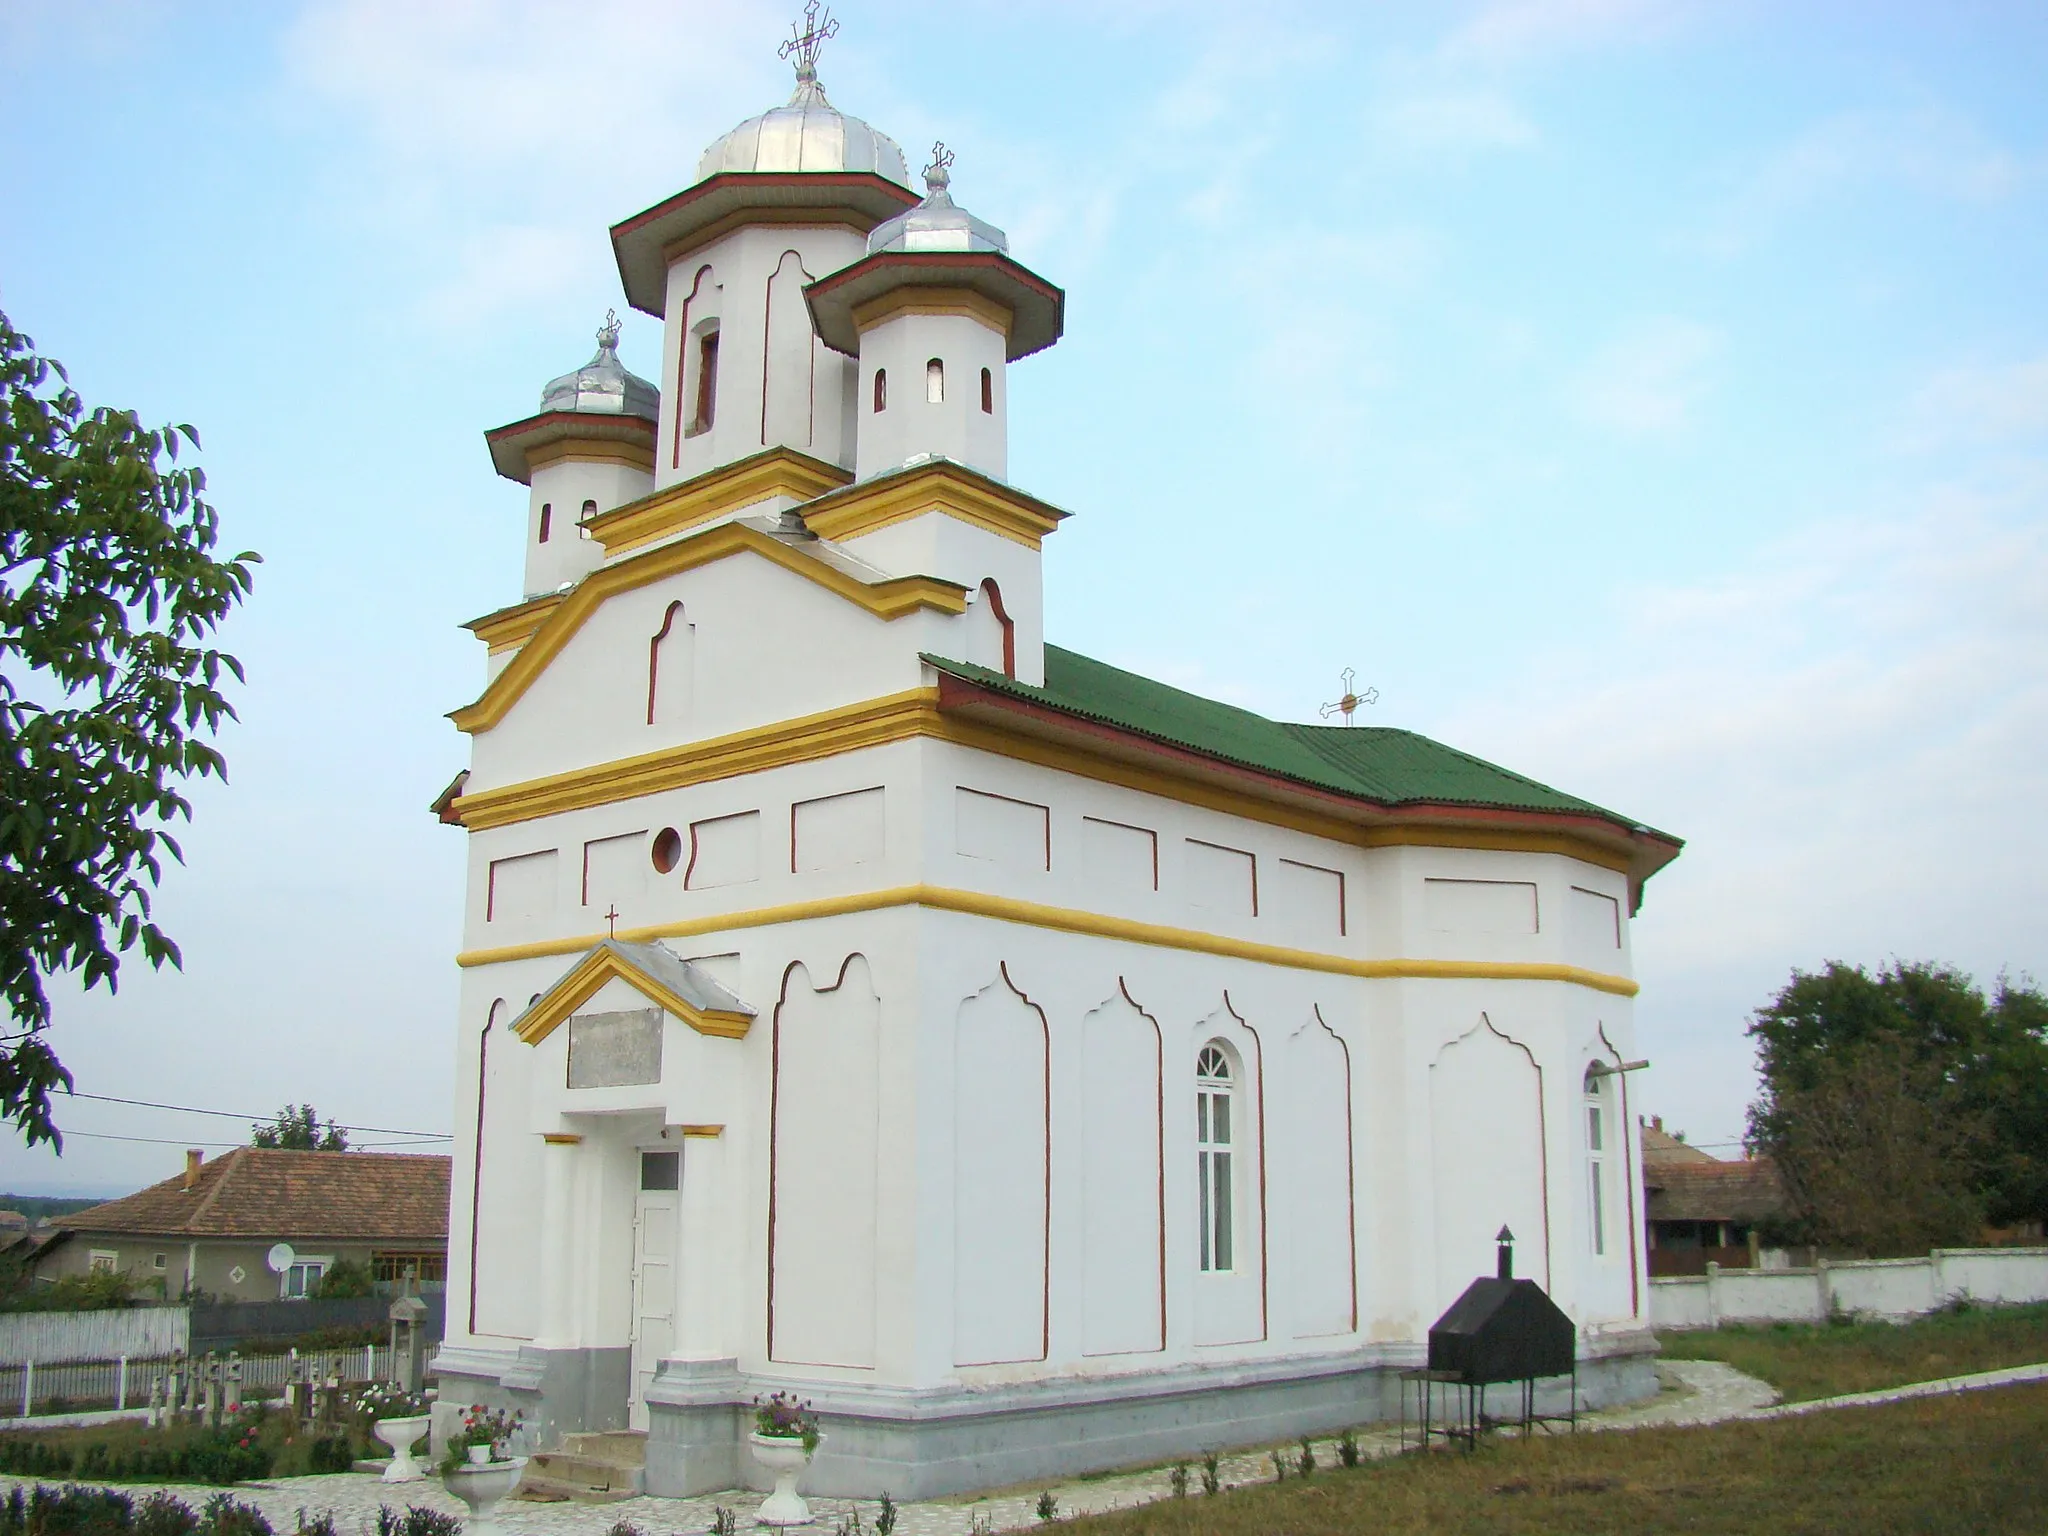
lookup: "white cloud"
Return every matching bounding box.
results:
[1373,89,1538,154]
[1570,316,1721,434]
[1443,0,1681,66]
[1908,356,2048,448]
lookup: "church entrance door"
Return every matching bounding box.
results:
[629,1148,680,1431]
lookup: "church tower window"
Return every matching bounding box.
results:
[1584,1065,1608,1257]
[688,328,720,437]
[580,499,597,539]
[872,368,886,412]
[980,367,993,413]
[926,357,945,403]
[1197,1043,1234,1272]
[538,503,552,543]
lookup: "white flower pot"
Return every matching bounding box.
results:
[749,1431,820,1526]
[442,1456,527,1536]
[373,1414,431,1482]
[466,1442,493,1466]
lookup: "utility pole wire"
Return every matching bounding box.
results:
[64,1091,450,1140]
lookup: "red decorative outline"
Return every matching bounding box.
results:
[1301,1006,1359,1334]
[761,250,818,449]
[647,600,687,726]
[672,265,714,469]
[1596,1023,1642,1320]
[1435,1014,1552,1292]
[978,578,1016,679]
[1218,993,1270,1343]
[467,1000,507,1338]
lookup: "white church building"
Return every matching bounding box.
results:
[429,15,1683,1500]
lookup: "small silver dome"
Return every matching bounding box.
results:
[868,143,1007,255]
[696,4,909,186]
[541,312,659,420]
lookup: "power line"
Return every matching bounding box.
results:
[57,1131,246,1150]
[64,1092,449,1140]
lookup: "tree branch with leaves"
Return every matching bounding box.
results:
[0,309,258,1147]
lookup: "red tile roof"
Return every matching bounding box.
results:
[1645,1157,1786,1223]
[52,1149,449,1245]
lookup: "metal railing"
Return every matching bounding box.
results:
[0,1346,394,1420]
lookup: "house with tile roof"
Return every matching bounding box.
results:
[1640,1120,1787,1275]
[430,16,1682,1502]
[33,1149,450,1303]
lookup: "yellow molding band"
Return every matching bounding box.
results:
[678,1124,725,1138]
[527,440,656,474]
[541,1133,584,1145]
[466,594,567,656]
[458,884,1639,998]
[851,287,1015,336]
[455,690,939,831]
[800,462,1067,551]
[513,944,753,1046]
[587,448,853,557]
[448,689,1637,882]
[450,523,966,734]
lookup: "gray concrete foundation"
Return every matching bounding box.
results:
[431,1344,631,1456]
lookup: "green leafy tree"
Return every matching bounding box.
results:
[1,310,257,1147]
[311,1257,373,1299]
[1747,961,2048,1253]
[250,1104,348,1151]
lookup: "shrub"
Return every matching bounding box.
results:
[306,1437,354,1475]
[1337,1428,1360,1468]
[0,1426,272,1486]
[195,1496,269,1536]
[309,1262,372,1301]
[1200,1449,1221,1496]
[135,1494,199,1536]
[372,1510,457,1536]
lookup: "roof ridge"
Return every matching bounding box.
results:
[186,1146,241,1231]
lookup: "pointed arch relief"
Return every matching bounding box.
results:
[762,250,817,450]
[769,954,880,1367]
[965,577,1016,678]
[646,600,695,728]
[1189,993,1268,1345]
[1284,1006,1357,1338]
[472,998,537,1340]
[1594,1020,1642,1317]
[952,963,1049,1365]
[1080,980,1165,1356]
[672,263,717,467]
[1428,1013,1550,1305]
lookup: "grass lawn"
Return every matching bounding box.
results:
[1057,1383,2048,1536]
[1657,1300,2048,1403]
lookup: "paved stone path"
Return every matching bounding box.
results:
[3,1359,2038,1535]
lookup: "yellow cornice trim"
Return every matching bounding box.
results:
[588,448,853,557]
[448,687,1637,884]
[449,525,965,734]
[541,1133,584,1145]
[513,944,752,1046]
[800,461,1067,551]
[466,594,567,656]
[527,440,656,474]
[454,690,939,831]
[851,287,1014,336]
[678,1124,724,1138]
[460,884,1638,997]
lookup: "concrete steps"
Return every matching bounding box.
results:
[513,1430,646,1503]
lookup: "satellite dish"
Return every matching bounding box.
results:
[266,1242,296,1275]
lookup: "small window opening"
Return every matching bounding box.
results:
[688,328,719,436]
[1584,1065,1608,1257]
[580,498,597,540]
[926,357,945,403]
[872,368,887,412]
[1197,1043,1234,1273]
[640,1150,681,1191]
[651,827,682,874]
[537,503,552,543]
[980,367,993,414]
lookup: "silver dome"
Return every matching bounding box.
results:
[868,143,1007,255]
[541,312,659,420]
[697,74,910,186]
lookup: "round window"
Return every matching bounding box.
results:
[651,827,683,874]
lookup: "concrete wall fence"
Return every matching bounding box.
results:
[0,1296,447,1367]
[1651,1246,2048,1330]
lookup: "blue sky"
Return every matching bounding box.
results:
[2,0,2044,1193]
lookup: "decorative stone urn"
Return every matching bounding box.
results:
[441,1456,527,1536]
[372,1414,432,1482]
[749,1432,821,1526]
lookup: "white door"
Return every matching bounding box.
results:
[629,1149,680,1430]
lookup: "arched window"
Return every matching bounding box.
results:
[1584,1065,1608,1257]
[980,367,993,414]
[926,357,945,403]
[687,326,720,437]
[579,498,597,540]
[872,368,887,412]
[1197,1043,1234,1272]
[537,503,552,543]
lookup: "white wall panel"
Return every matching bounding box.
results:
[793,787,886,873]
[1081,990,1164,1356]
[952,972,1049,1365]
[1284,1014,1356,1338]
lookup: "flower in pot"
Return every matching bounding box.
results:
[749,1392,822,1527]
[440,1406,527,1536]
[355,1384,433,1483]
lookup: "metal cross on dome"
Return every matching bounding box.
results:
[604,904,621,939]
[780,1,838,79]
[923,141,955,197]
[1319,667,1379,726]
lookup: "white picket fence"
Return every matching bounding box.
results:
[0,1309,187,1366]
[1650,1245,2048,1329]
[0,1346,394,1420]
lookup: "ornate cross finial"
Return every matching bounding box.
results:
[604,904,620,939]
[1318,667,1379,726]
[779,1,838,83]
[597,309,621,353]
[923,141,955,198]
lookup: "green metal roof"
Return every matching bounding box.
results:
[924,646,1676,843]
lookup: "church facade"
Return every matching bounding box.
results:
[430,22,1682,1500]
